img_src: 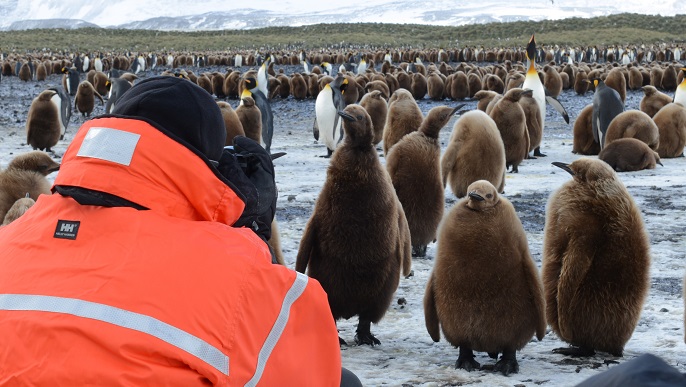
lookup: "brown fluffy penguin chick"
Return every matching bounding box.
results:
[359,90,387,146]
[543,65,563,98]
[26,89,60,152]
[2,196,36,225]
[290,73,308,100]
[441,110,506,198]
[640,85,673,118]
[235,95,262,145]
[604,110,659,150]
[75,81,104,117]
[296,104,412,346]
[424,180,545,375]
[605,68,627,104]
[519,93,543,157]
[386,105,459,257]
[382,89,424,155]
[473,90,499,112]
[0,151,59,222]
[654,103,686,158]
[599,138,662,172]
[572,104,600,155]
[543,159,650,357]
[217,101,245,145]
[488,88,531,173]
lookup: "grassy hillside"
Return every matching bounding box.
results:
[1,13,685,52]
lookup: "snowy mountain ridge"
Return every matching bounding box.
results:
[0,0,681,31]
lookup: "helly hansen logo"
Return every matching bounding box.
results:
[54,220,80,240]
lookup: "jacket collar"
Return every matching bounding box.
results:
[54,117,245,225]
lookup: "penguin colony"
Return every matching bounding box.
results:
[3,40,686,382]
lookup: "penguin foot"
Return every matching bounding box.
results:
[456,357,480,372]
[354,319,380,346]
[493,358,519,375]
[493,350,519,375]
[339,336,348,346]
[354,332,380,346]
[527,155,538,160]
[552,346,596,357]
[456,347,480,372]
[488,352,499,359]
[412,244,428,258]
[534,147,547,157]
[511,165,519,173]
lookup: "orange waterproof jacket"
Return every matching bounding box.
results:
[0,117,341,386]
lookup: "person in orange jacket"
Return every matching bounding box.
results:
[0,76,359,386]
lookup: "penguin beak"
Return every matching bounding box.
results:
[337,110,355,122]
[526,35,536,62]
[270,152,287,161]
[468,191,485,202]
[451,103,466,116]
[552,162,574,176]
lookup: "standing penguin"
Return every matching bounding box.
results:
[383,89,424,155]
[543,159,650,357]
[523,34,570,157]
[572,104,600,155]
[654,103,686,158]
[243,77,274,153]
[26,90,61,152]
[386,105,460,257]
[441,110,506,198]
[74,81,104,117]
[675,68,686,106]
[589,78,624,149]
[217,101,245,145]
[424,180,545,375]
[61,66,80,96]
[488,88,532,173]
[0,151,60,222]
[235,94,262,144]
[296,104,412,346]
[314,75,348,157]
[359,90,387,146]
[105,78,133,114]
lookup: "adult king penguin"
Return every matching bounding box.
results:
[589,78,624,149]
[523,34,570,157]
[314,74,348,157]
[242,77,274,153]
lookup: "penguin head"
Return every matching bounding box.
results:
[37,89,57,101]
[8,151,60,175]
[421,105,463,138]
[526,34,536,62]
[552,159,616,184]
[244,77,257,91]
[337,104,373,146]
[466,180,499,211]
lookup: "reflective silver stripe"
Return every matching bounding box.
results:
[245,272,309,387]
[77,127,141,166]
[0,294,229,375]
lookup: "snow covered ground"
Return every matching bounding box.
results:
[1,69,685,386]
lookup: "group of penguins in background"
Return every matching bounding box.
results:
[2,33,686,376]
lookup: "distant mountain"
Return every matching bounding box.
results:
[0,0,682,31]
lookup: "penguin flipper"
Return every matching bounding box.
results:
[295,221,317,274]
[396,202,412,277]
[545,95,570,124]
[423,273,441,342]
[95,91,104,105]
[556,235,594,339]
[440,142,460,188]
[312,117,319,141]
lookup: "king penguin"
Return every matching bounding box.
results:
[242,76,274,153]
[314,74,348,157]
[589,78,624,149]
[48,87,71,140]
[675,68,686,106]
[523,34,570,157]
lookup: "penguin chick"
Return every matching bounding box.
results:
[599,138,662,172]
[386,105,460,257]
[544,159,650,357]
[424,180,545,375]
[296,104,412,346]
[0,151,59,222]
[2,196,36,225]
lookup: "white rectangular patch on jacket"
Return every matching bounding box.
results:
[77,127,140,166]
